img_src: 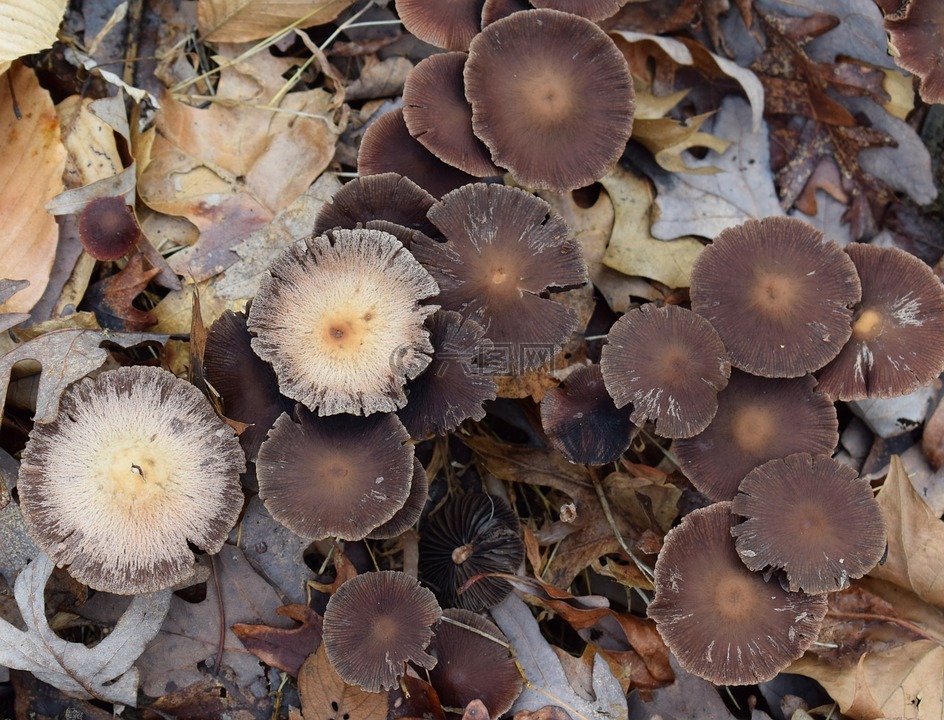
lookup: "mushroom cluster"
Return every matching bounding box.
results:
[364,3,636,194]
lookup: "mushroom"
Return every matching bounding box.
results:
[368,458,429,540]
[17,365,245,594]
[247,227,439,416]
[529,0,629,22]
[358,109,477,198]
[481,0,528,25]
[647,502,827,686]
[322,570,443,692]
[395,0,486,51]
[411,183,587,373]
[256,406,415,541]
[600,304,731,439]
[674,370,839,502]
[419,493,524,611]
[884,0,944,105]
[816,243,944,401]
[78,196,141,261]
[731,453,887,594]
[464,9,634,192]
[690,217,861,378]
[540,363,638,465]
[403,52,501,177]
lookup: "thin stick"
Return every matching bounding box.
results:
[589,467,655,584]
[211,555,225,675]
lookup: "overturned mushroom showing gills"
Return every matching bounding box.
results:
[248,227,439,416]
[601,304,730,439]
[412,183,587,373]
[648,503,827,686]
[464,9,634,192]
[816,243,944,401]
[257,407,414,541]
[690,217,861,378]
[323,570,443,692]
[78,196,141,261]
[419,493,524,611]
[18,366,245,594]
[395,0,486,50]
[732,453,887,594]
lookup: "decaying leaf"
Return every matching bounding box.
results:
[628,655,747,720]
[232,603,322,677]
[297,644,388,720]
[0,553,171,706]
[0,0,68,72]
[82,253,160,331]
[198,0,355,42]
[0,279,30,333]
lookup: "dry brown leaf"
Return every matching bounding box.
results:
[0,0,68,70]
[82,253,160,331]
[232,604,323,677]
[198,0,355,42]
[0,64,66,314]
[297,644,387,720]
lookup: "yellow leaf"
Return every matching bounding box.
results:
[0,0,68,66]
[198,0,355,42]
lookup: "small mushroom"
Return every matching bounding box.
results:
[419,493,524,611]
[78,196,141,261]
[322,570,443,692]
[690,217,861,378]
[247,227,439,416]
[18,366,245,594]
[395,0,486,50]
[256,407,415,541]
[816,243,944,401]
[600,304,731,439]
[648,502,827,686]
[731,453,887,594]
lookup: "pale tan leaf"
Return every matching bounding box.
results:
[198,0,355,42]
[298,645,388,720]
[0,0,68,65]
[0,64,66,314]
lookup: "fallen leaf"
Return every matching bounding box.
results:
[0,497,38,585]
[297,644,388,720]
[198,0,355,42]
[0,552,171,706]
[0,64,67,314]
[388,674,445,720]
[628,655,744,720]
[232,603,322,677]
[0,0,68,71]
[0,279,30,333]
[462,699,491,719]
[515,706,572,720]
[81,253,160,331]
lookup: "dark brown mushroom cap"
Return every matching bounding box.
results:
[396,0,486,50]
[204,310,292,460]
[648,502,827,686]
[18,366,245,595]
[419,493,524,611]
[731,453,887,594]
[674,370,838,502]
[600,304,731,439]
[78,196,141,261]
[313,172,440,241]
[816,243,944,401]
[412,183,587,373]
[397,310,498,439]
[323,570,443,692]
[481,0,529,25]
[426,608,523,718]
[247,227,439,416]
[690,217,861,378]
[403,52,501,178]
[256,407,415,541]
[368,458,429,539]
[541,363,638,464]
[529,0,629,22]
[464,9,634,193]
[885,0,944,104]
[358,109,477,198]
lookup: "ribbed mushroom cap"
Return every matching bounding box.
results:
[464,9,634,193]
[314,172,440,241]
[426,609,523,718]
[816,243,944,401]
[403,53,501,177]
[18,366,244,595]
[412,183,587,373]
[358,109,477,198]
[600,304,731,439]
[419,493,524,611]
[323,570,443,692]
[690,217,861,378]
[204,310,291,460]
[396,0,486,50]
[540,364,637,464]
[397,310,498,439]
[257,407,414,541]
[368,458,429,539]
[530,0,629,22]
[648,502,827,686]
[248,228,439,416]
[78,196,141,261]
[732,453,887,594]
[885,0,944,104]
[481,0,528,25]
[674,371,838,502]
